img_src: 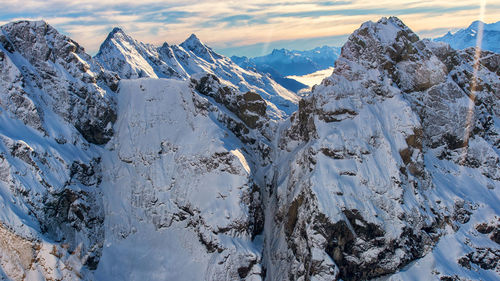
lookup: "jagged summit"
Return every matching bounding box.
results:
[329,16,421,80]
[350,16,419,45]
[94,28,299,115]
[105,27,128,40]
[95,26,171,79]
[179,33,221,63]
[2,19,50,30]
[99,26,137,49]
[110,26,124,34]
[181,33,204,46]
[270,48,291,55]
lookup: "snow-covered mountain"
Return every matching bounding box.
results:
[0,20,117,279]
[266,16,500,280]
[435,20,500,53]
[95,29,299,117]
[0,16,499,281]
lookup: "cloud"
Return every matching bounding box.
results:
[0,0,497,56]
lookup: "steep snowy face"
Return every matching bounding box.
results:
[95,30,299,117]
[266,16,499,280]
[435,20,500,54]
[0,20,117,279]
[96,78,266,281]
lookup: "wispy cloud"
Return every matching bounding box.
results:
[0,0,498,56]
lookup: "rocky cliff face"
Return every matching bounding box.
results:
[1,21,118,145]
[0,20,117,279]
[0,17,498,281]
[265,17,499,280]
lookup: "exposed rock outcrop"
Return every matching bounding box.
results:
[265,16,500,280]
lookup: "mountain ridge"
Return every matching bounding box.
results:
[435,20,500,53]
[232,45,341,93]
[95,27,300,117]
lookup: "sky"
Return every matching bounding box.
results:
[0,0,498,57]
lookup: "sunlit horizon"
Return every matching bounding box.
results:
[0,0,498,57]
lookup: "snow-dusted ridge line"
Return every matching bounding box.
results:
[94,27,300,118]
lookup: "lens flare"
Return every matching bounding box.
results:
[461,0,486,164]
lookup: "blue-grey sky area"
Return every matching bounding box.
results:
[0,0,498,57]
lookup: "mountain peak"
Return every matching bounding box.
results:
[181,33,205,49]
[105,27,130,42]
[98,26,139,57]
[110,27,124,35]
[434,19,500,53]
[350,16,419,47]
[468,20,484,29]
[180,33,220,63]
[0,19,89,62]
[1,20,56,36]
[271,48,288,55]
[188,33,199,40]
[5,19,48,28]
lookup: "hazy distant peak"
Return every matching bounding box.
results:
[434,19,500,53]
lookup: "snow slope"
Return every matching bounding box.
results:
[95,78,264,280]
[435,20,500,53]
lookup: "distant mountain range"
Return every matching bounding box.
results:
[232,46,341,92]
[434,20,500,53]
